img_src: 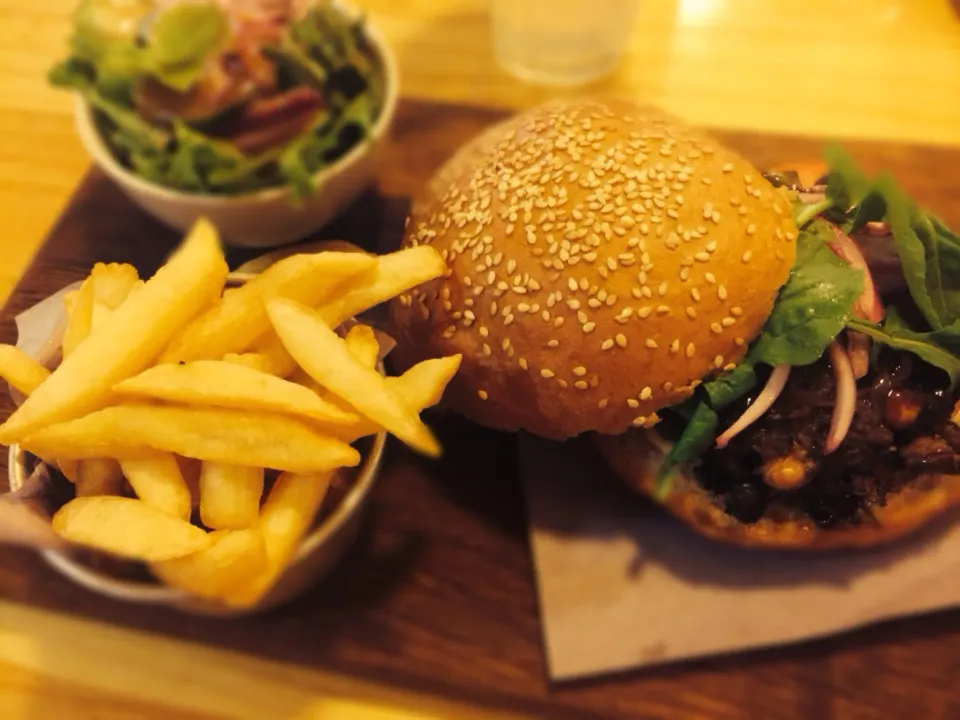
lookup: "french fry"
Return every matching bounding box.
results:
[0,219,228,443]
[119,454,192,520]
[342,324,380,368]
[113,361,358,426]
[224,471,333,607]
[319,246,446,328]
[74,457,123,497]
[241,247,447,378]
[266,298,441,457]
[160,251,377,364]
[52,496,212,561]
[0,344,50,395]
[21,404,361,474]
[199,462,264,530]
[150,529,268,601]
[222,352,270,373]
[331,356,463,442]
[62,276,94,360]
[89,263,141,328]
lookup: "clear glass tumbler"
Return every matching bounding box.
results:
[490,0,640,87]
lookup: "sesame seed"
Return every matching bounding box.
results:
[638,306,653,318]
[601,339,615,350]
[686,342,696,358]
[735,337,745,346]
[482,344,492,356]
[705,272,716,284]
[714,355,724,368]
[598,398,609,409]
[746,224,756,235]
[573,366,588,376]
[568,278,578,292]
[722,162,734,172]
[645,338,658,349]
[554,317,564,328]
[641,286,653,298]
[478,390,488,400]
[583,322,597,333]
[718,284,728,300]
[657,305,671,314]
[631,288,644,299]
[574,380,589,390]
[479,326,489,337]
[670,339,680,354]
[680,267,691,281]
[640,386,653,400]
[711,211,721,224]
[691,288,701,302]
[686,307,697,319]
[711,322,723,334]
[722,316,736,327]
[732,306,743,316]
[695,252,710,262]
[616,334,628,348]
[627,398,640,408]
[577,310,588,324]
[519,357,528,369]
[706,240,717,253]
[658,281,668,296]
[541,369,555,379]
[742,251,752,263]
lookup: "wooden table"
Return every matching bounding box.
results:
[1,1,959,718]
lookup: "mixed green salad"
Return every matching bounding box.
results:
[49,0,386,201]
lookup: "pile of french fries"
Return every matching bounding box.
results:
[0,218,460,608]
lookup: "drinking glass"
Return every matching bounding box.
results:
[490,0,640,87]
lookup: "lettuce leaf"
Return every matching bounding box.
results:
[145,2,229,92]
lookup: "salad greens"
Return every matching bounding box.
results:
[654,147,960,494]
[50,0,385,201]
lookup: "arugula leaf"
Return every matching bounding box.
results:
[749,220,863,366]
[145,2,228,92]
[655,402,717,497]
[877,174,960,330]
[848,311,960,389]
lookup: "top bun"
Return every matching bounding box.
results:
[388,98,798,439]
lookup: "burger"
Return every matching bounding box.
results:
[388,97,960,550]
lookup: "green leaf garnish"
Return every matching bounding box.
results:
[848,310,960,389]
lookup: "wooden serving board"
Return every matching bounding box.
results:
[2,99,960,720]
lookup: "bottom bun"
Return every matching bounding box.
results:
[592,430,960,550]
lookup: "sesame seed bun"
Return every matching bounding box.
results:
[388,98,799,439]
[593,430,960,549]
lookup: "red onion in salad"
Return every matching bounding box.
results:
[715,365,792,450]
[825,341,857,454]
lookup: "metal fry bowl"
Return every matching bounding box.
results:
[7,426,387,617]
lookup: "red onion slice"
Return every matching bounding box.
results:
[827,225,885,323]
[715,365,792,450]
[825,341,857,454]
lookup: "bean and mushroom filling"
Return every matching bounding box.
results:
[666,349,960,528]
